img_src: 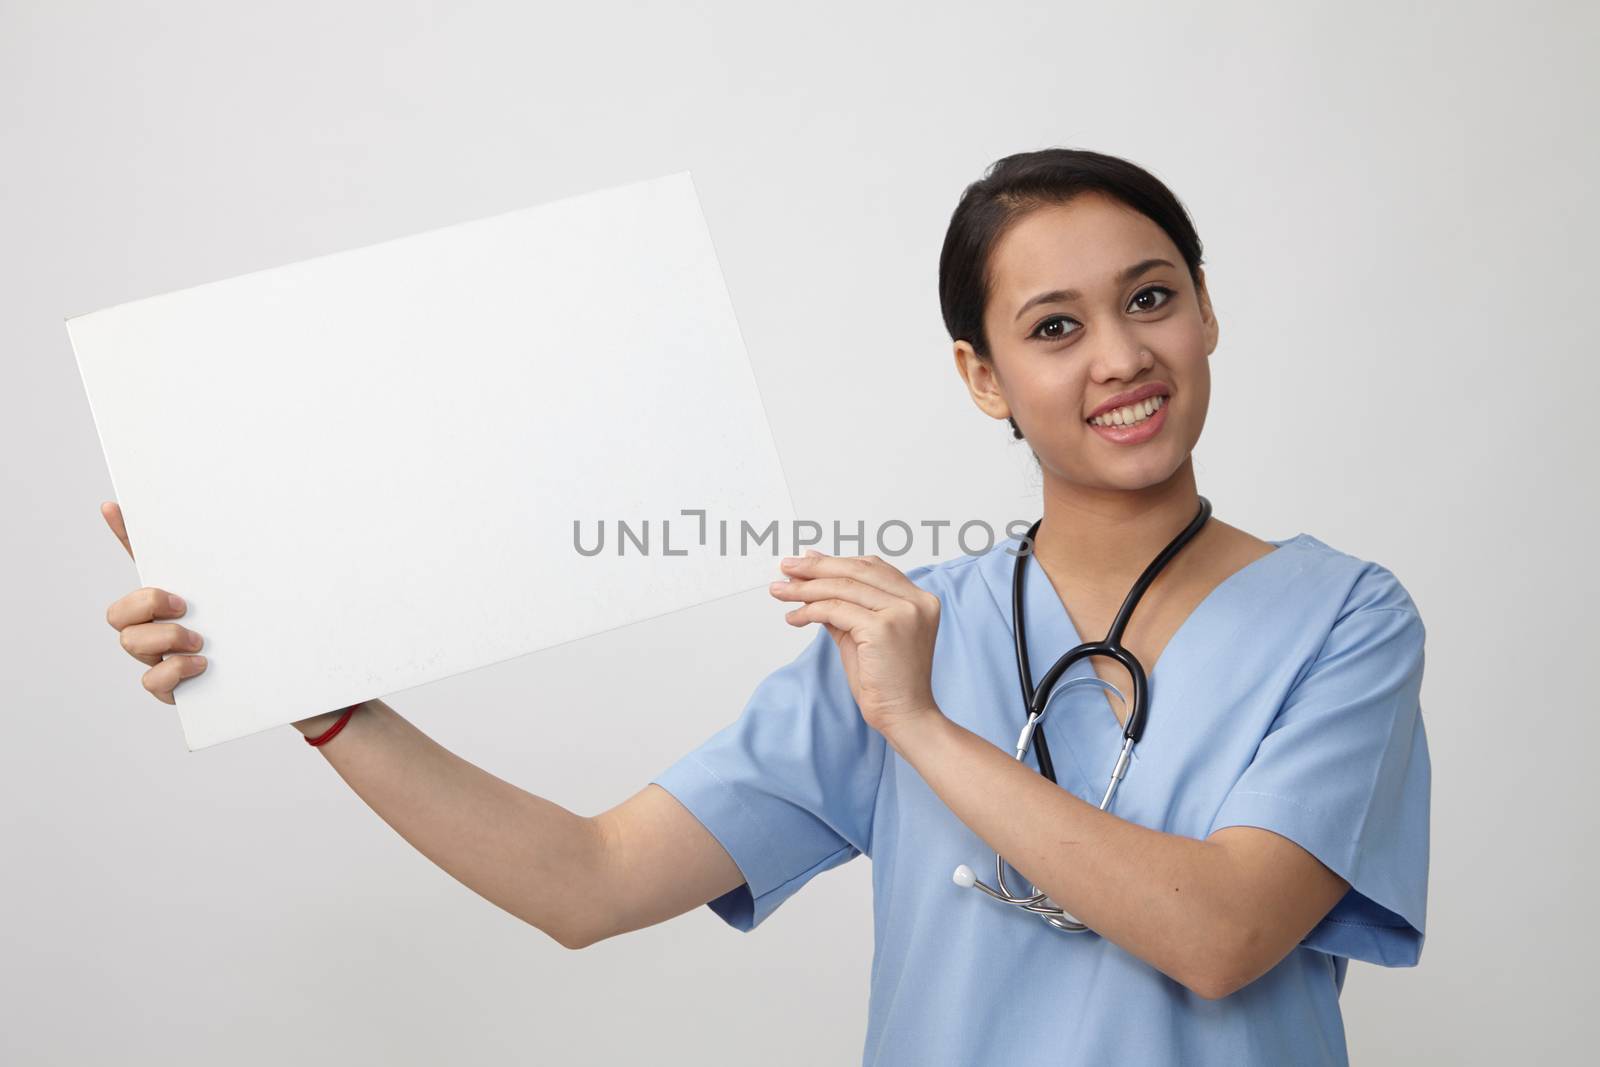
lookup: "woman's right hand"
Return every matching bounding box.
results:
[102,501,359,734]
[101,501,207,705]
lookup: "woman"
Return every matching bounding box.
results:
[102,147,1430,1066]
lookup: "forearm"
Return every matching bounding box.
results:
[886,710,1250,995]
[293,700,605,949]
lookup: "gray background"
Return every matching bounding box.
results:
[4,1,1594,1063]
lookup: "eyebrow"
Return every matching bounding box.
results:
[1012,258,1179,322]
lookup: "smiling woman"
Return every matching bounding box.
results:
[100,146,1429,1067]
[647,148,1431,1066]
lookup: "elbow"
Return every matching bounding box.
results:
[1186,967,1246,1002]
[555,930,593,951]
[546,919,603,951]
[526,891,612,950]
[1181,950,1251,1001]
[1183,919,1274,1001]
[546,900,620,950]
[541,816,619,951]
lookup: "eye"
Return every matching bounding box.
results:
[1029,315,1078,342]
[1028,285,1178,342]
[1128,284,1175,313]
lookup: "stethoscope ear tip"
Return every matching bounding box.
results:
[952,864,977,888]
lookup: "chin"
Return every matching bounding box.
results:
[1099,469,1182,493]
[1086,446,1191,492]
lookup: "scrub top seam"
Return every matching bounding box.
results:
[764,843,859,901]
[1225,788,1329,815]
[1318,915,1413,930]
[682,752,789,883]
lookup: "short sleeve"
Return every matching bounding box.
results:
[1208,567,1431,967]
[650,626,887,932]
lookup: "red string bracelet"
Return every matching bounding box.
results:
[306,703,363,747]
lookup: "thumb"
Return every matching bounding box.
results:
[102,501,134,561]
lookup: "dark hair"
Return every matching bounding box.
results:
[937,148,1206,439]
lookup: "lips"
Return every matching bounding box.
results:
[1086,382,1171,421]
[1087,394,1169,443]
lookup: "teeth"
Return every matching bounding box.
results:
[1090,394,1165,428]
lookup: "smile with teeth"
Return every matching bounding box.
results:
[1088,394,1166,428]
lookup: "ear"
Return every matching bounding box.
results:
[952,339,1012,423]
[1195,267,1220,356]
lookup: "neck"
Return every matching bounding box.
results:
[1030,457,1206,590]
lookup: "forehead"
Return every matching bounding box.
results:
[987,193,1175,308]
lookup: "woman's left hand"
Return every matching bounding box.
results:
[769,550,944,740]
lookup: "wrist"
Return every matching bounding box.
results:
[882,703,950,759]
[292,701,368,739]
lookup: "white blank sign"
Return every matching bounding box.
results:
[69,172,795,750]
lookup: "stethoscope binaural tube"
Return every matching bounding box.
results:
[952,497,1214,933]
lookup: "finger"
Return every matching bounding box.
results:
[107,586,188,632]
[142,653,208,705]
[119,620,204,667]
[784,598,875,634]
[780,553,928,600]
[770,575,898,611]
[820,622,856,669]
[102,501,133,560]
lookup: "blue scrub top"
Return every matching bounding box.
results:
[651,532,1430,1066]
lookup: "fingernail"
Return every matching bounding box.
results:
[192,656,207,669]
[168,594,186,612]
[781,557,798,567]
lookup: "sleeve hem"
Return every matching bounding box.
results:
[1209,789,1424,967]
[650,754,859,932]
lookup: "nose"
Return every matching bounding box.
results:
[1087,322,1154,383]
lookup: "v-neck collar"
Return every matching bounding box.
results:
[978,531,1309,730]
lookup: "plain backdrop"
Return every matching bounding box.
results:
[3,1,1595,1063]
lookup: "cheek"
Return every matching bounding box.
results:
[1151,313,1209,356]
[1149,321,1211,395]
[1007,356,1085,419]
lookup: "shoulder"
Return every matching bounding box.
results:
[1285,534,1428,665]
[897,535,1019,589]
[1293,533,1422,614]
[891,536,1029,624]
[899,546,996,587]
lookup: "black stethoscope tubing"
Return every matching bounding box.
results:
[1011,496,1214,784]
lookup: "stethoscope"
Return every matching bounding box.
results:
[951,496,1213,932]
